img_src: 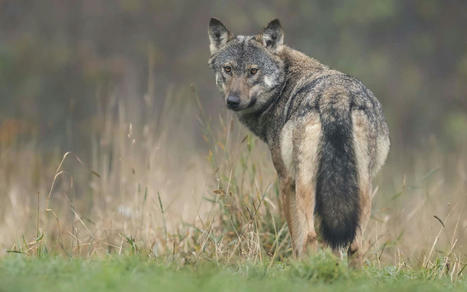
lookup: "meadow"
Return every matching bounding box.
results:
[0,85,465,291]
[0,1,466,290]
[1,253,465,292]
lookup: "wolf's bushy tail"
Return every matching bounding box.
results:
[315,99,359,249]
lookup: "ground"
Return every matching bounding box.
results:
[0,252,464,292]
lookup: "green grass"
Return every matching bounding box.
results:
[0,85,465,292]
[0,252,464,292]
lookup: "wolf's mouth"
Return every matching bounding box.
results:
[228,97,257,111]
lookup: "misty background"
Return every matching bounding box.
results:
[0,0,466,261]
[1,0,466,160]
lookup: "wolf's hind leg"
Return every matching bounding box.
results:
[280,177,315,257]
[348,182,372,267]
[348,110,374,267]
[293,114,322,256]
[294,180,318,256]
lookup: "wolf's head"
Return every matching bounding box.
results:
[208,18,286,113]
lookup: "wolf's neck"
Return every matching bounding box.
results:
[237,80,288,144]
[237,47,326,145]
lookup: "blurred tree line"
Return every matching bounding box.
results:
[0,0,466,156]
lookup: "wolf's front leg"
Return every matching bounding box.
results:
[278,178,300,255]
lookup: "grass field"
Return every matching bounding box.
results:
[0,87,465,291]
[1,253,465,292]
[1,1,466,291]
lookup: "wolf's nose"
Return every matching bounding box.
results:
[226,95,240,108]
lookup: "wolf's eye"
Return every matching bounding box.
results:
[250,68,258,75]
[223,66,231,73]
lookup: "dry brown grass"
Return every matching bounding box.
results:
[0,83,465,279]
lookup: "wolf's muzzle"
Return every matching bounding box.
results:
[226,94,241,109]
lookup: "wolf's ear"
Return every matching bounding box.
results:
[208,18,232,55]
[262,19,284,51]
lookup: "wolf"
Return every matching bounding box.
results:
[207,18,390,266]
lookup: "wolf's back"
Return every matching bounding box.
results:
[315,90,360,249]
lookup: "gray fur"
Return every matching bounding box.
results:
[208,18,389,260]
